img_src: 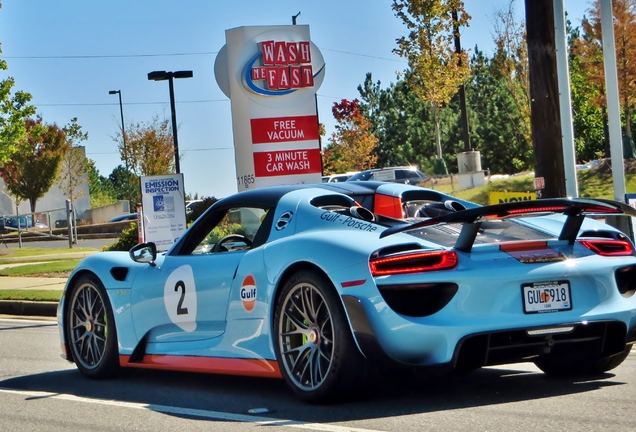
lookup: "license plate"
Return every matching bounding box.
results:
[522,281,572,314]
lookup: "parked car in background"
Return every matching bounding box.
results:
[26,215,48,229]
[186,199,204,214]
[347,166,427,185]
[0,215,28,231]
[321,171,360,183]
[108,213,137,223]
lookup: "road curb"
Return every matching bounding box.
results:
[0,300,57,317]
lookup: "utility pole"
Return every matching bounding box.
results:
[452,9,471,152]
[525,0,566,198]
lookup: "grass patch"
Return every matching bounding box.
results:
[0,247,95,264]
[0,260,81,276]
[0,290,62,302]
[430,172,636,205]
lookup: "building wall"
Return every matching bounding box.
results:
[0,146,91,226]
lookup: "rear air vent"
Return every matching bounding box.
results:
[377,283,458,317]
[616,265,636,297]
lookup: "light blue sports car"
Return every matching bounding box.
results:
[57,183,636,403]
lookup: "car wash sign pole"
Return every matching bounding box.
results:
[215,25,325,190]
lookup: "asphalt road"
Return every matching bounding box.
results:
[1,317,635,431]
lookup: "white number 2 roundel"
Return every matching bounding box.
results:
[164,265,198,332]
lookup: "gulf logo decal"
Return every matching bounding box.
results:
[240,275,257,312]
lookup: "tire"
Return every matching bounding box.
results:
[273,270,368,403]
[535,344,633,376]
[66,274,120,379]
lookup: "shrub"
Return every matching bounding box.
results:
[103,223,140,251]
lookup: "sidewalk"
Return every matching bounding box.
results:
[0,251,97,318]
[0,275,67,318]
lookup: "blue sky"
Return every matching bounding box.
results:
[0,0,591,200]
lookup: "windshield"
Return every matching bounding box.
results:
[347,171,374,181]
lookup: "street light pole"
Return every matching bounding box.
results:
[147,70,193,174]
[109,89,133,210]
[108,90,127,167]
[167,76,180,174]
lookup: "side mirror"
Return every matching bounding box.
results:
[129,242,157,265]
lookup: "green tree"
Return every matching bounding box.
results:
[463,48,533,173]
[86,160,117,208]
[114,115,176,177]
[0,37,37,165]
[576,0,636,139]
[490,0,531,150]
[57,118,89,209]
[110,115,175,203]
[0,118,68,212]
[568,20,607,161]
[358,72,437,173]
[109,165,140,206]
[393,0,471,174]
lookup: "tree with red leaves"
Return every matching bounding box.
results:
[323,99,378,174]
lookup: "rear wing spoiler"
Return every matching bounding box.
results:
[379,198,636,252]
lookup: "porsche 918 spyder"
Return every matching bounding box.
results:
[57,184,636,403]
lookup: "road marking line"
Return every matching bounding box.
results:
[0,388,384,432]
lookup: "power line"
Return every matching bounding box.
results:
[4,48,406,63]
[3,51,218,59]
[36,99,229,107]
[321,48,406,63]
[87,147,234,156]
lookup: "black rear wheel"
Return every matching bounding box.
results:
[274,270,369,403]
[535,344,632,376]
[66,274,120,378]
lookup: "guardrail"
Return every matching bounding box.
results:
[1,201,78,248]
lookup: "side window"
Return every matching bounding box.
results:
[395,170,406,180]
[192,207,269,255]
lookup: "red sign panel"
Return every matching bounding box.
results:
[251,115,319,144]
[254,148,322,177]
[534,177,545,190]
[252,40,315,90]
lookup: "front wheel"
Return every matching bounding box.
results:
[535,344,633,376]
[273,270,368,403]
[66,274,120,379]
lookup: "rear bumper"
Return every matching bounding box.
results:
[453,320,628,370]
[342,294,635,368]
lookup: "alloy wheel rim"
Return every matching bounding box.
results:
[69,283,107,370]
[278,282,334,391]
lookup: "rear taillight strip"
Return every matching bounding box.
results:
[578,239,635,257]
[370,250,458,276]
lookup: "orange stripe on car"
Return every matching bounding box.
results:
[119,355,282,378]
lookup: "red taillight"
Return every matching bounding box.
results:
[504,205,568,215]
[578,239,635,257]
[370,250,458,276]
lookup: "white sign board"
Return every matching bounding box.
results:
[215,25,324,191]
[140,174,187,251]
